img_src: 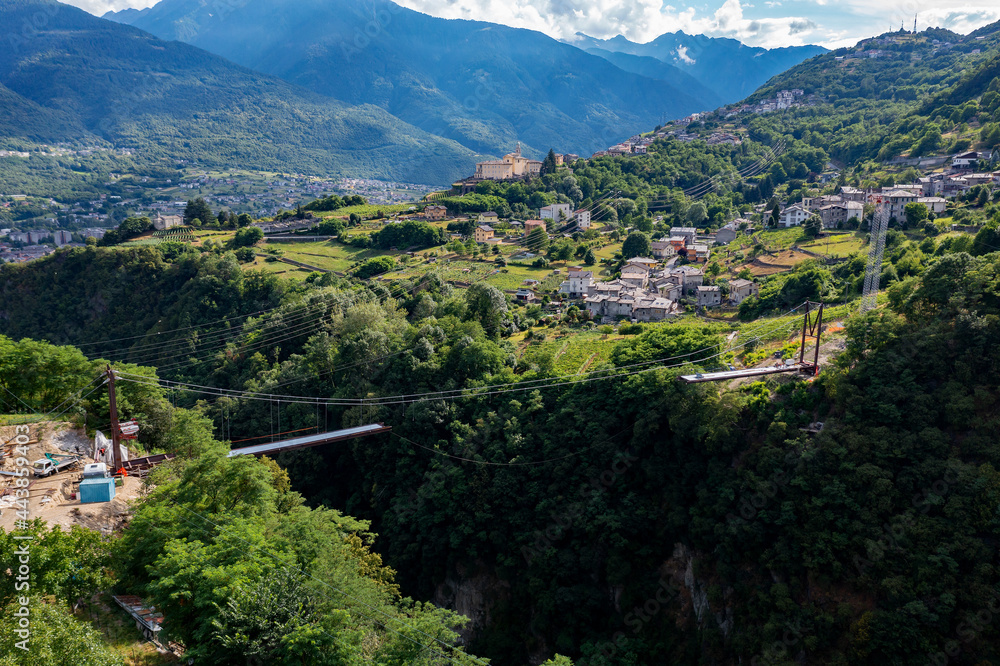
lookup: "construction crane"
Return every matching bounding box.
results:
[860,197,890,313]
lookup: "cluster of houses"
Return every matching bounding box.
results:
[540,203,591,230]
[508,222,752,322]
[1,225,109,261]
[650,226,712,263]
[548,257,759,322]
[4,229,74,245]
[592,134,657,158]
[0,242,55,263]
[593,124,744,158]
[470,202,594,246]
[773,151,1000,229]
[776,183,953,228]
[725,89,816,117]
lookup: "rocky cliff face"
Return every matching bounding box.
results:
[672,542,735,639]
[433,562,511,642]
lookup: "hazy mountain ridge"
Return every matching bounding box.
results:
[0,0,480,184]
[571,31,828,101]
[101,0,819,157]
[582,48,725,108]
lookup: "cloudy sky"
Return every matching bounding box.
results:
[67,0,1000,49]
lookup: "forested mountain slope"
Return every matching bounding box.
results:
[4,240,1000,664]
[0,0,479,184]
[104,0,792,158]
[733,23,1000,166]
[571,31,826,102]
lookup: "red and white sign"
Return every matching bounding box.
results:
[118,420,140,438]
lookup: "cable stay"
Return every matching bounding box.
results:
[679,301,825,383]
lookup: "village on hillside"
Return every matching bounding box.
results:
[3,136,998,329]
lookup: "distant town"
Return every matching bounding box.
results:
[0,170,436,263]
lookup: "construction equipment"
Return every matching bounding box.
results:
[107,366,125,473]
[119,453,176,476]
[82,462,109,479]
[113,595,164,644]
[118,419,140,440]
[32,453,81,478]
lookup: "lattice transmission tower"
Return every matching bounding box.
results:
[860,198,890,313]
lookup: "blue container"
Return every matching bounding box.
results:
[79,477,116,503]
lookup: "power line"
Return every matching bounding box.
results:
[115,305,805,409]
[391,427,633,467]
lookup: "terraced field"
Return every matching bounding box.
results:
[385,257,561,292]
[519,330,625,373]
[799,233,865,257]
[262,240,387,273]
[319,203,416,219]
[153,228,195,242]
[550,332,622,374]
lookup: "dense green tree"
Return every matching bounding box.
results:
[235,247,255,263]
[464,283,508,335]
[317,219,346,236]
[686,202,708,226]
[803,214,822,237]
[971,223,1000,256]
[525,226,549,252]
[547,239,574,262]
[354,256,396,278]
[184,198,214,226]
[904,202,929,228]
[541,148,558,175]
[621,231,651,259]
[0,599,123,666]
[234,226,264,247]
[0,522,112,609]
[370,221,445,250]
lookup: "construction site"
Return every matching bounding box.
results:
[0,422,145,533]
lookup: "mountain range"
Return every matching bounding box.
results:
[104,0,825,158]
[0,0,826,187]
[571,31,827,102]
[0,0,478,184]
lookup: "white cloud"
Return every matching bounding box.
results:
[828,1,1000,32]
[394,0,829,48]
[61,0,1000,50]
[918,7,1000,34]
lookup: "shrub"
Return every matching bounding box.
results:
[234,247,256,263]
[354,256,396,279]
[234,226,264,247]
